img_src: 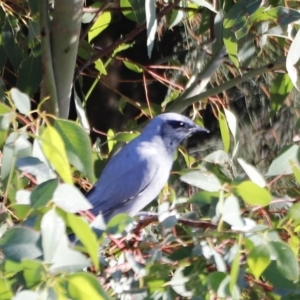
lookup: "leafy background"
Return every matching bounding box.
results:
[0,0,300,299]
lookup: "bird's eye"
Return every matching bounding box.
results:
[168,120,188,129]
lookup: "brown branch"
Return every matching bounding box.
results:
[133,214,217,235]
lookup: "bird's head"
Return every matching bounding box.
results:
[143,113,209,153]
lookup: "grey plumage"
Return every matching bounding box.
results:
[87,113,209,222]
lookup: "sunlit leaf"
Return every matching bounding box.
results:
[67,272,110,300]
[247,244,271,279]
[41,209,66,263]
[40,125,73,184]
[0,278,13,299]
[53,184,92,213]
[180,170,222,192]
[235,181,271,206]
[88,11,111,42]
[267,144,300,176]
[218,110,230,153]
[222,195,244,227]
[64,212,99,271]
[238,158,266,188]
[54,119,94,181]
[145,0,157,57]
[270,73,294,115]
[123,60,143,73]
[10,88,31,115]
[94,59,107,75]
[120,0,137,22]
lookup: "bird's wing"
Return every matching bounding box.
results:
[87,145,160,217]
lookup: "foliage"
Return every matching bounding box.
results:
[0,0,299,299]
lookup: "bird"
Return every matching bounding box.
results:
[87,112,209,222]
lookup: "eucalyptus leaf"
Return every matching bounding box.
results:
[53,184,92,213]
[0,227,42,262]
[67,272,110,300]
[10,88,31,115]
[235,181,271,207]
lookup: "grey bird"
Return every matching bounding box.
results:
[87,112,209,222]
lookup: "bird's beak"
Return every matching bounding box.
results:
[190,125,210,134]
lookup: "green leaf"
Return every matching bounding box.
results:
[0,278,13,299]
[262,261,298,290]
[0,227,42,262]
[223,0,260,67]
[107,128,116,154]
[288,203,300,223]
[73,88,90,132]
[189,191,219,205]
[12,291,40,300]
[41,209,66,263]
[54,119,94,181]
[237,33,255,67]
[40,125,73,184]
[120,0,137,22]
[145,0,157,57]
[16,156,57,184]
[106,213,134,235]
[42,211,90,275]
[1,132,32,187]
[268,241,299,281]
[64,212,99,271]
[88,11,111,42]
[170,266,193,298]
[123,60,143,73]
[222,195,244,227]
[180,170,222,192]
[48,229,90,274]
[229,241,241,295]
[267,144,300,176]
[113,131,139,142]
[21,259,45,288]
[223,31,239,68]
[16,55,42,98]
[30,178,58,209]
[270,73,294,115]
[237,158,266,188]
[235,181,271,206]
[53,184,92,213]
[167,2,184,28]
[291,162,300,185]
[208,272,227,293]
[224,0,261,29]
[129,0,146,24]
[247,244,271,279]
[224,108,238,144]
[217,275,240,299]
[67,272,110,300]
[191,0,217,13]
[10,88,31,115]
[169,246,193,261]
[287,28,300,91]
[0,102,12,114]
[2,18,23,71]
[250,6,300,25]
[218,110,230,153]
[94,59,107,75]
